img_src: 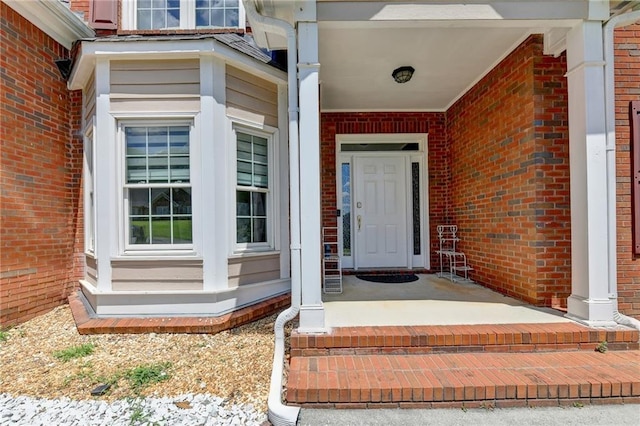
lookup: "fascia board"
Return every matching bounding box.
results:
[4,0,94,49]
[69,38,286,90]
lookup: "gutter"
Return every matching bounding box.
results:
[241,1,302,424]
[603,8,640,331]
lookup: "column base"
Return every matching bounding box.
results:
[298,304,327,333]
[566,294,617,328]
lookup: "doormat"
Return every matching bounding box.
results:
[356,274,419,283]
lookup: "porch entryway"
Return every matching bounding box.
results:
[337,134,429,271]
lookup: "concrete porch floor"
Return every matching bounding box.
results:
[322,274,571,328]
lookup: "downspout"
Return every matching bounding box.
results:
[242,1,302,424]
[603,9,640,331]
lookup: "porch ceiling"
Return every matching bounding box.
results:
[319,22,537,111]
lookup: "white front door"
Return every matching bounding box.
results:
[354,156,408,268]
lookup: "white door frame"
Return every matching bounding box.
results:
[335,133,430,270]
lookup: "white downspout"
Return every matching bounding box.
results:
[242,1,302,425]
[603,9,640,331]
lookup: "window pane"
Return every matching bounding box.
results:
[237,190,250,216]
[148,127,168,155]
[130,219,149,244]
[226,0,239,7]
[127,158,147,183]
[196,0,210,7]
[253,218,266,242]
[237,218,251,243]
[139,0,152,7]
[126,127,147,155]
[412,162,421,255]
[167,8,180,27]
[196,9,209,26]
[253,164,268,188]
[151,217,172,244]
[152,9,166,29]
[237,140,252,160]
[173,188,192,215]
[151,188,171,215]
[148,157,169,182]
[173,217,192,244]
[169,127,189,154]
[252,192,266,216]
[211,8,224,26]
[137,11,151,29]
[225,9,239,27]
[342,163,351,256]
[130,188,150,215]
[169,156,190,182]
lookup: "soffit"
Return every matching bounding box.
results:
[318,23,537,111]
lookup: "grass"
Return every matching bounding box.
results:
[53,343,95,362]
[125,362,172,394]
[0,330,9,343]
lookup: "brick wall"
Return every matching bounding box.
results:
[320,113,448,267]
[0,4,84,327]
[447,35,570,307]
[615,23,640,318]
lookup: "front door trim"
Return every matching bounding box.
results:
[336,133,430,270]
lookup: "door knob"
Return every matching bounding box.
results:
[357,215,362,231]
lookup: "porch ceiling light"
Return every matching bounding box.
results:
[392,66,415,84]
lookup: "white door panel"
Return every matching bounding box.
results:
[354,156,408,268]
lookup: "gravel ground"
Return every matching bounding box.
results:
[0,305,294,424]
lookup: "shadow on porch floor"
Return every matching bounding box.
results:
[322,274,570,327]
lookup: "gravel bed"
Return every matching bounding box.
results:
[0,305,294,425]
[0,393,266,425]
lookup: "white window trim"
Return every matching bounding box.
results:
[117,118,198,255]
[83,119,96,255]
[121,0,246,31]
[230,122,279,254]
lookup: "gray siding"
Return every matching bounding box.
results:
[228,254,280,287]
[226,66,278,127]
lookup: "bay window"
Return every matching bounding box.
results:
[124,124,193,248]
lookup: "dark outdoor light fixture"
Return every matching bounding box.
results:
[55,58,72,80]
[392,66,415,83]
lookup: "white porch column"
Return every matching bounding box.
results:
[94,57,114,291]
[297,21,325,332]
[565,21,616,327]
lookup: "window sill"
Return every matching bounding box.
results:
[115,250,200,261]
[229,250,280,259]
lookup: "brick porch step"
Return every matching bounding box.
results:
[290,323,639,356]
[286,350,640,408]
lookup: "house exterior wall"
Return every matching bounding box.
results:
[0,3,84,327]
[448,35,570,307]
[615,23,640,318]
[320,112,448,266]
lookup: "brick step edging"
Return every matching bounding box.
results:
[291,323,639,355]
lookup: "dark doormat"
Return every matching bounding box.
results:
[356,274,419,283]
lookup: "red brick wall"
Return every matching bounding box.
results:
[70,0,90,19]
[615,23,640,318]
[320,113,448,267]
[0,4,84,327]
[447,35,570,307]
